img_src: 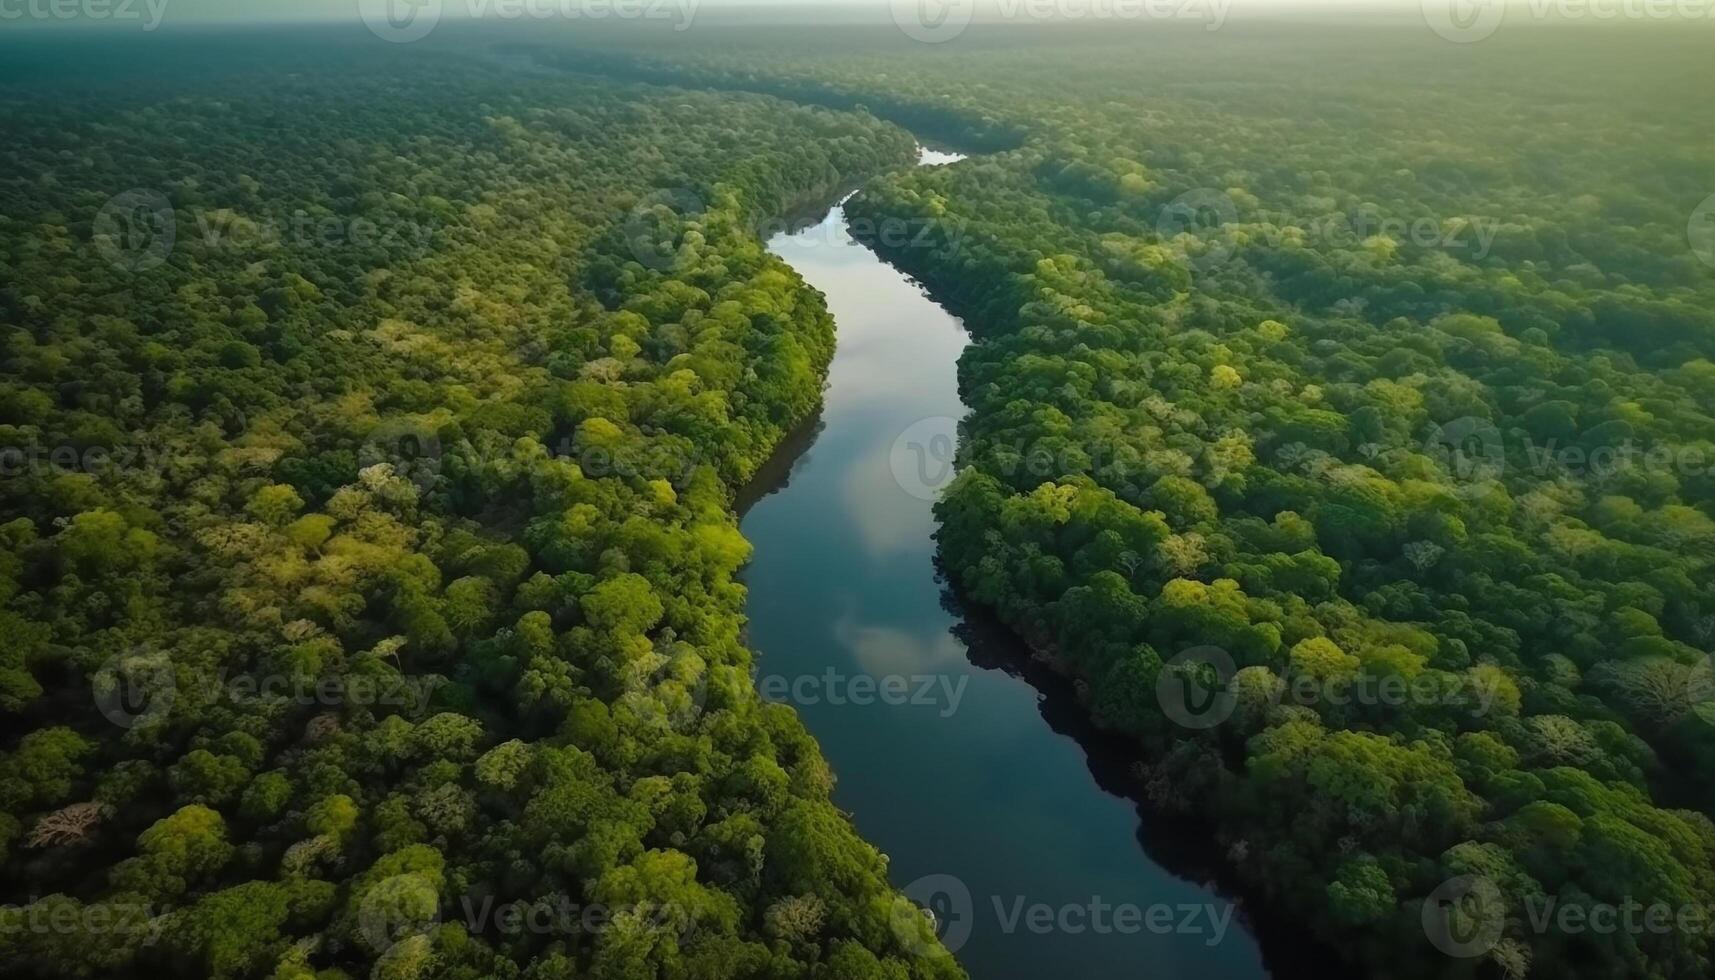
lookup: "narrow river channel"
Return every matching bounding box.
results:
[738,146,1277,980]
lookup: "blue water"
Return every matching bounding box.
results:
[739,147,1274,980]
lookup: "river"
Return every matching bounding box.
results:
[738,145,1281,979]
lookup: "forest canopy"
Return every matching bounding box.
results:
[543,21,1715,980]
[0,31,957,980]
[4,17,1715,980]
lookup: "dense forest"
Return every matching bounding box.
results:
[6,17,1715,980]
[538,21,1715,980]
[0,34,961,980]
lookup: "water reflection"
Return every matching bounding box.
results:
[739,145,1281,980]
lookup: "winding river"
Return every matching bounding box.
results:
[739,146,1283,979]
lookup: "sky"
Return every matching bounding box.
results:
[0,0,1435,28]
[108,0,1316,18]
[2,0,1699,35]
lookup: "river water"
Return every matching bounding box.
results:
[738,146,1280,979]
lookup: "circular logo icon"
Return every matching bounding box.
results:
[1424,417,1506,499]
[1156,188,1238,274]
[357,873,442,955]
[623,649,711,733]
[890,416,959,502]
[1422,0,1505,42]
[891,873,973,957]
[1422,874,1506,958]
[623,187,705,273]
[1689,194,1715,270]
[92,647,177,730]
[361,419,444,493]
[93,189,175,273]
[358,0,443,43]
[1156,645,1236,730]
[890,0,975,43]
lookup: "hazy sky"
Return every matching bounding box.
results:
[136,0,1327,18]
[4,0,1689,35]
[0,0,1429,27]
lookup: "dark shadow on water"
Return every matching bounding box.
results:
[734,407,825,520]
[940,572,1363,980]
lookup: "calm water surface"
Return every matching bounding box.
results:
[739,147,1277,980]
